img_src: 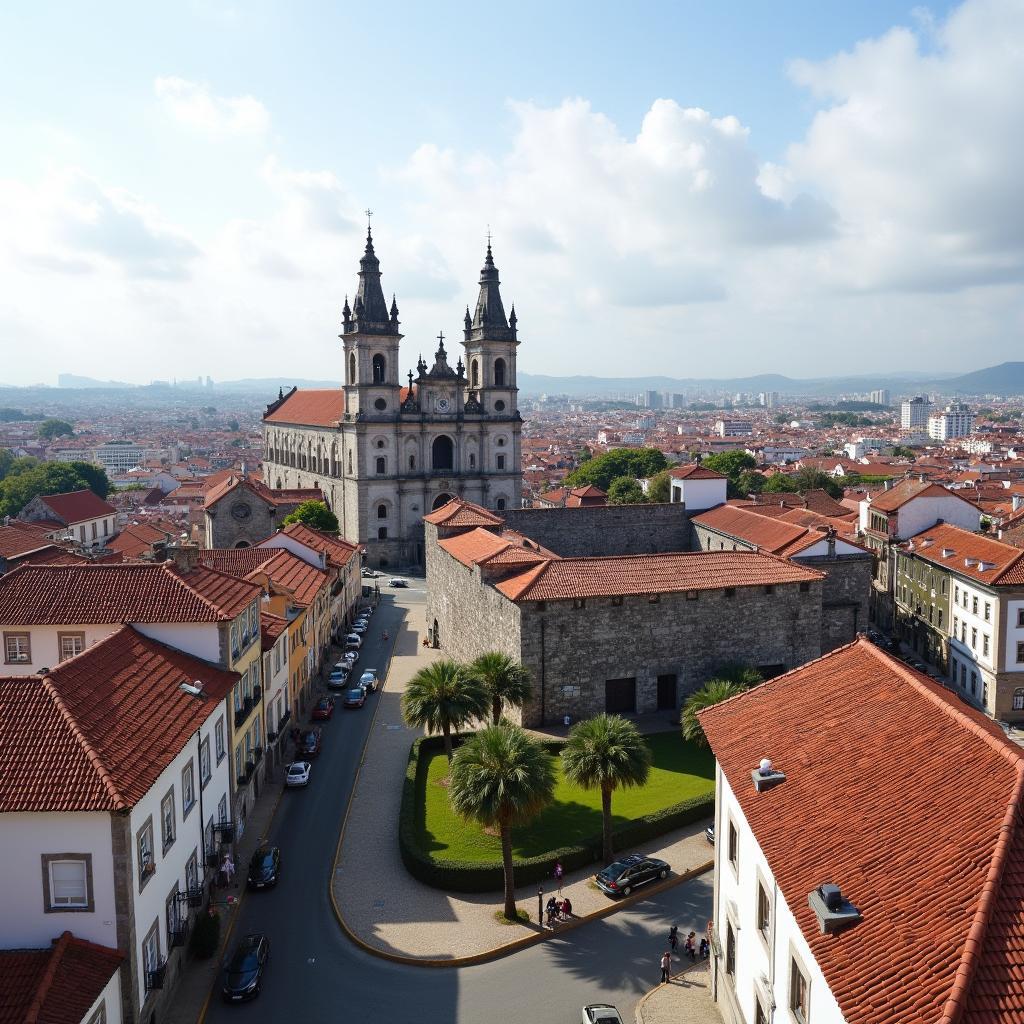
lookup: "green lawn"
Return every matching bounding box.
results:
[418,731,715,862]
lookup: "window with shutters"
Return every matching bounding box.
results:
[200,737,211,787]
[160,790,175,854]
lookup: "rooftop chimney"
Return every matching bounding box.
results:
[808,883,862,934]
[168,541,201,574]
[751,757,787,792]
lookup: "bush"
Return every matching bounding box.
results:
[398,735,713,893]
[189,909,221,958]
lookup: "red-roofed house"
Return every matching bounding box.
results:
[0,626,237,1024]
[19,489,118,549]
[700,637,1024,1024]
[668,463,729,510]
[0,931,124,1024]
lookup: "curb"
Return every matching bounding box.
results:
[634,958,709,1024]
[195,764,287,1022]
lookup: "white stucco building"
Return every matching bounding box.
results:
[668,464,729,510]
[700,636,1024,1024]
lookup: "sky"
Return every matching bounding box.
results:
[2,0,1023,386]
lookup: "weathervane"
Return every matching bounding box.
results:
[365,208,373,230]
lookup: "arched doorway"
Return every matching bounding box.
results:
[234,540,250,549]
[431,435,454,470]
[432,493,454,510]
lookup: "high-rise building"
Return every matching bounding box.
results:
[901,396,932,433]
[928,403,974,441]
[870,389,890,407]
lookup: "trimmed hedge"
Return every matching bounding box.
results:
[398,734,713,893]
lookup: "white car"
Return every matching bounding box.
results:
[285,761,311,787]
[344,634,363,649]
[359,669,379,693]
[582,1006,624,1024]
[351,622,368,635]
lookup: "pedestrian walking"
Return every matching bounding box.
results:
[222,852,235,888]
[685,931,697,961]
[668,925,679,954]
[553,859,564,895]
[699,937,710,959]
[660,951,672,984]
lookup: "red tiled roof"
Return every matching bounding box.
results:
[263,389,345,426]
[0,931,123,1024]
[870,479,975,513]
[200,548,279,576]
[0,524,57,561]
[203,475,277,511]
[0,562,260,625]
[699,638,1024,1024]
[260,610,287,650]
[250,549,329,607]
[495,549,821,602]
[0,626,238,811]
[906,523,1024,585]
[668,464,728,480]
[36,489,116,525]
[692,504,811,555]
[749,488,855,519]
[277,522,359,567]
[422,497,505,528]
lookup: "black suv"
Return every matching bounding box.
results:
[246,846,281,889]
[595,854,670,897]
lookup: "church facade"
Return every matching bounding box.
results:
[262,228,523,567]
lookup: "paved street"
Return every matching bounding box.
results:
[202,578,713,1024]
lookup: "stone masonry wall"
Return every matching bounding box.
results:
[796,554,873,653]
[502,503,692,557]
[515,581,823,727]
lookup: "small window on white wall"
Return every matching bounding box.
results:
[47,858,89,908]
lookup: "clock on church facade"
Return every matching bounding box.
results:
[262,225,523,568]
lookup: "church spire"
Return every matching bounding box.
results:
[469,236,515,341]
[343,216,394,335]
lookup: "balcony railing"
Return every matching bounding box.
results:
[145,959,167,992]
[170,918,189,948]
[234,695,255,730]
[252,684,262,701]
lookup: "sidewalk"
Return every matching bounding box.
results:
[332,595,714,963]
[164,746,288,1023]
[634,960,722,1024]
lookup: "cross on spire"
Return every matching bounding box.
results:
[437,330,445,346]
[365,208,373,228]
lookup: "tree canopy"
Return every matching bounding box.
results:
[282,500,339,534]
[36,418,75,440]
[470,652,533,725]
[607,476,646,505]
[701,450,758,498]
[0,460,111,519]
[646,469,671,503]
[565,447,668,491]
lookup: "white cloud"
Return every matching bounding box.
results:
[154,76,270,136]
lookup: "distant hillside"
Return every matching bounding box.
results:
[934,362,1024,396]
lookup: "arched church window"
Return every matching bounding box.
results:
[376,439,385,449]
[496,498,507,511]
[372,354,386,383]
[494,358,506,387]
[471,359,480,389]
[408,455,416,470]
[497,437,506,446]
[349,352,356,384]
[376,457,386,474]
[377,504,388,520]
[432,436,454,471]
[378,527,388,540]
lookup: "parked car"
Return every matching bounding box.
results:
[595,854,670,898]
[327,668,349,691]
[221,933,269,1002]
[359,669,379,693]
[246,846,281,889]
[285,761,311,787]
[344,634,363,649]
[312,696,335,720]
[582,1006,625,1024]
[341,649,359,667]
[351,622,368,635]
[388,577,408,588]
[361,567,375,578]
[705,826,715,845]
[299,728,322,758]
[343,687,366,708]
[354,616,370,628]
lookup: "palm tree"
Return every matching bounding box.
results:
[681,678,752,748]
[449,723,556,920]
[561,714,652,864]
[400,659,488,763]
[714,663,763,688]
[470,651,533,724]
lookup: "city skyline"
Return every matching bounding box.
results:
[4,0,1024,386]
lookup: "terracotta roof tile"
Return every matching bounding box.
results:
[692,504,810,555]
[495,549,821,602]
[0,932,123,1024]
[247,549,329,607]
[906,523,1024,585]
[262,388,345,426]
[277,522,359,567]
[0,562,260,625]
[0,626,238,811]
[668,464,728,480]
[422,497,505,527]
[870,479,975,513]
[35,489,116,525]
[0,524,57,561]
[699,638,1024,1024]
